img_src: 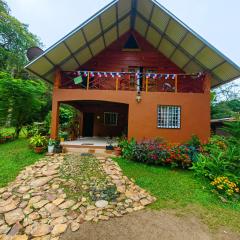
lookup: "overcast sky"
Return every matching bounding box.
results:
[6,0,240,86]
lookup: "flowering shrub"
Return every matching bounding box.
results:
[120,139,200,169]
[211,176,240,198]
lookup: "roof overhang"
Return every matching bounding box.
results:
[25,0,240,88]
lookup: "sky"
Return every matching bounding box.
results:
[6,0,240,87]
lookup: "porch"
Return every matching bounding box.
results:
[61,137,117,154]
[60,71,207,94]
[53,100,128,144]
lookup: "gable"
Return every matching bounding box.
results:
[80,31,183,74]
[25,0,240,88]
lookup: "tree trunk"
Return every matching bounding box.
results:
[15,126,22,139]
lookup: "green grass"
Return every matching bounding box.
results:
[114,157,240,232]
[0,138,43,187]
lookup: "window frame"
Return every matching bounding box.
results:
[104,112,118,126]
[157,105,181,129]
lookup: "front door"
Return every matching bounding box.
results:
[83,113,94,137]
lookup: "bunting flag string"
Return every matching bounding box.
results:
[73,70,203,81]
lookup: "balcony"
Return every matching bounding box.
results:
[60,71,207,93]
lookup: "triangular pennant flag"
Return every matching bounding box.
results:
[73,75,83,84]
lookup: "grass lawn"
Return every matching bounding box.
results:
[114,157,240,232]
[0,138,43,188]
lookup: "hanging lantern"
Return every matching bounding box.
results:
[172,74,175,80]
[83,71,87,77]
[90,71,94,77]
[104,72,108,77]
[165,74,169,80]
[97,72,102,77]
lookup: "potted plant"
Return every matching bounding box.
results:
[114,146,122,156]
[29,134,47,154]
[106,137,114,150]
[54,140,62,153]
[59,131,68,142]
[48,138,55,153]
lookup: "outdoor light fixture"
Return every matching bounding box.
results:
[97,115,101,120]
[136,91,142,103]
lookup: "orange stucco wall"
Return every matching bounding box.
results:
[50,30,210,143]
[52,88,210,143]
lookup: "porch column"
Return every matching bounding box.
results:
[50,69,61,139]
[50,100,60,139]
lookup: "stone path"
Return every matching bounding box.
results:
[0,154,155,239]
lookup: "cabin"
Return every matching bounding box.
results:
[25,0,240,146]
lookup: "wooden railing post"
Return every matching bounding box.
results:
[115,77,119,91]
[87,71,90,90]
[175,74,178,93]
[146,77,148,92]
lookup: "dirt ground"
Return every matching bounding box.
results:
[61,209,240,240]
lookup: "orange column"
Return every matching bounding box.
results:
[50,69,61,139]
[50,100,60,139]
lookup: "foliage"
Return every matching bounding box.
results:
[211,176,240,199]
[0,72,51,138]
[45,105,79,139]
[59,131,68,140]
[222,114,240,140]
[48,138,56,146]
[211,99,240,119]
[119,138,200,169]
[191,135,240,200]
[29,134,48,147]
[59,105,76,125]
[118,138,136,159]
[0,0,41,76]
[0,138,42,187]
[186,135,201,148]
[26,122,49,138]
[60,155,119,202]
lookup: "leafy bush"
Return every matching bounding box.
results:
[191,135,240,200]
[26,122,49,138]
[29,134,48,147]
[119,138,200,169]
[192,136,240,181]
[222,114,240,140]
[118,138,136,159]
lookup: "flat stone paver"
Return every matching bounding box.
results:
[0,154,155,239]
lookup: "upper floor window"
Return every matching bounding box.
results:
[104,112,118,126]
[157,105,181,129]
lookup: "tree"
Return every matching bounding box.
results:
[0,0,41,77]
[211,80,240,119]
[0,72,51,138]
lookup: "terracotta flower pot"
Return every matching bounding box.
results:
[34,146,44,154]
[114,147,122,156]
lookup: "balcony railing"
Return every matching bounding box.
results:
[60,71,207,93]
